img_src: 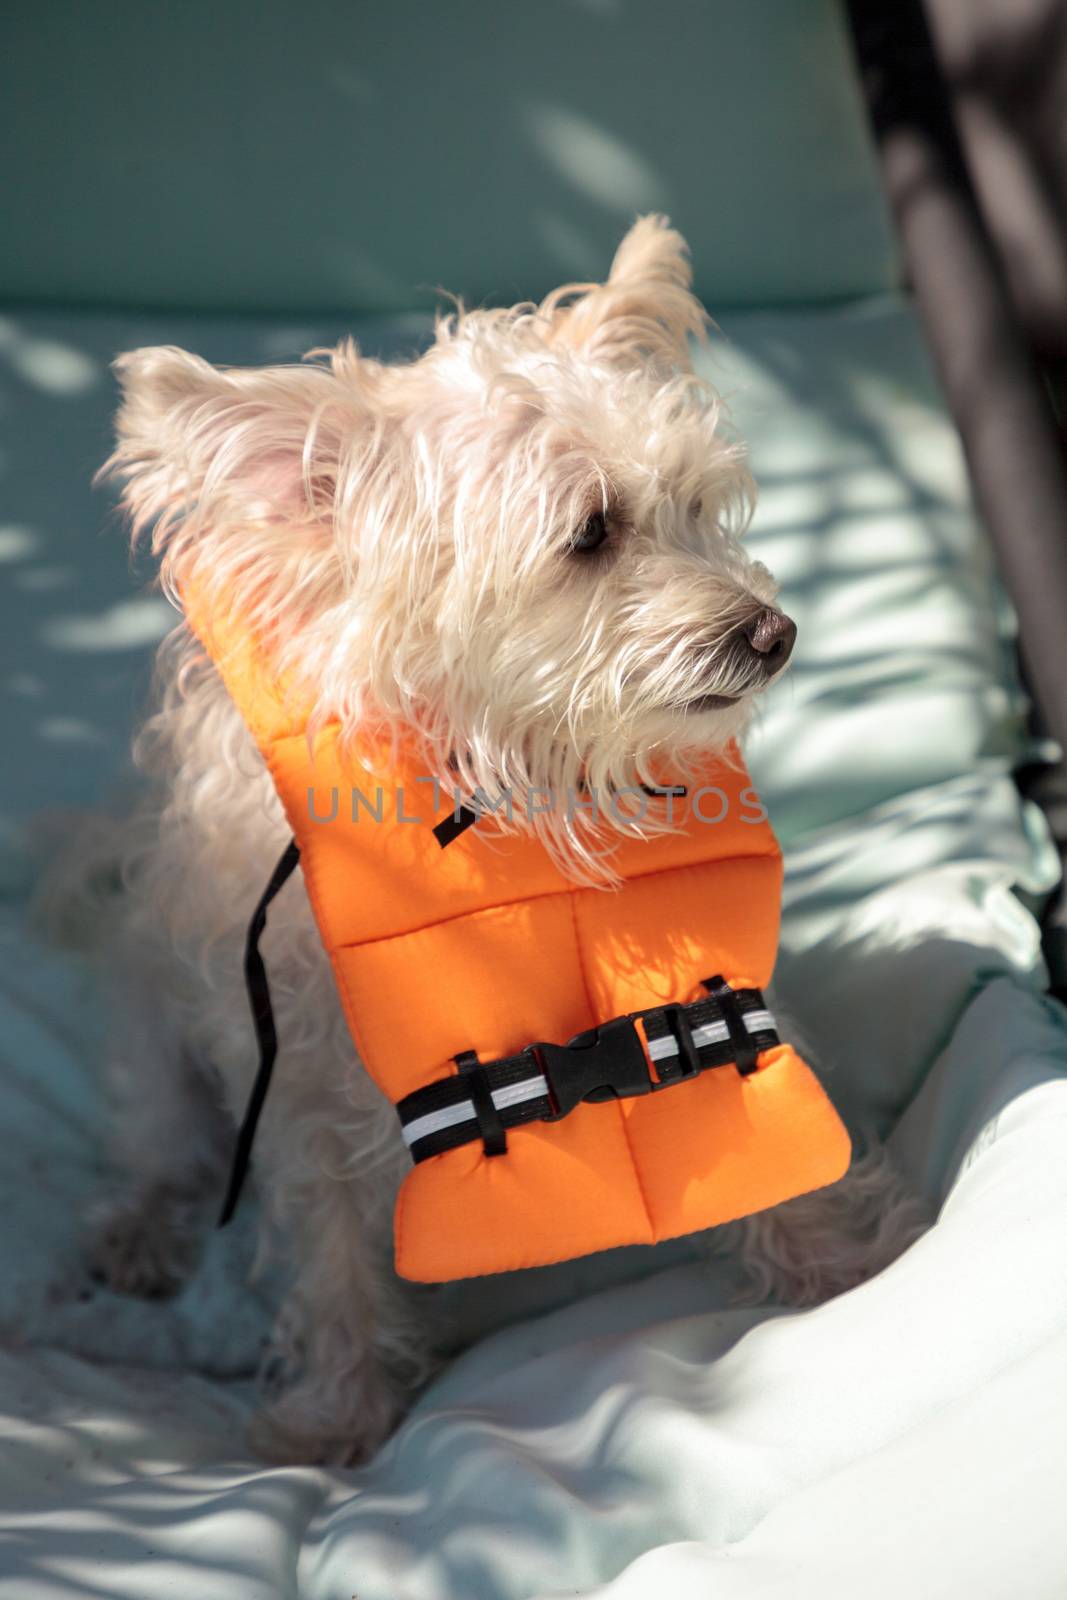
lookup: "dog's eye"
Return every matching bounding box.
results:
[571,511,608,554]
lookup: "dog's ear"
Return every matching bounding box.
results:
[110,345,343,551]
[106,343,377,619]
[546,215,707,372]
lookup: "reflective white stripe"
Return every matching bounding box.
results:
[492,1074,549,1110]
[746,1008,776,1034]
[646,1008,776,1062]
[647,1021,725,1060]
[401,1099,476,1148]
[401,1072,550,1148]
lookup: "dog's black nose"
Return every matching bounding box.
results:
[740,609,796,676]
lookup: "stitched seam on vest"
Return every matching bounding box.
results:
[330,851,777,953]
[567,890,656,1242]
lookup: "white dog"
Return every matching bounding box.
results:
[76,217,925,1464]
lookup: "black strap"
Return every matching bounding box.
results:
[706,973,759,1077]
[456,1050,508,1157]
[397,981,778,1164]
[217,838,302,1227]
[657,1004,701,1081]
[433,804,479,849]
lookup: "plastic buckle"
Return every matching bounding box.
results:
[532,1014,655,1122]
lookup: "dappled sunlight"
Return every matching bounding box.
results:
[41,597,175,653]
[533,210,606,277]
[322,242,413,312]
[837,367,973,510]
[779,571,997,665]
[754,686,1017,839]
[850,869,1044,973]
[774,908,1060,1144]
[753,502,965,575]
[0,524,41,562]
[3,671,45,699]
[312,1378,665,1597]
[37,717,109,748]
[709,298,1040,897]
[0,1466,324,1599]
[519,103,666,211]
[255,325,323,360]
[313,1298,844,1597]
[13,564,78,593]
[0,318,99,397]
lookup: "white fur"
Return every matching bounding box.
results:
[64,218,926,1464]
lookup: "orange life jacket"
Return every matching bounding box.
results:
[186,594,851,1282]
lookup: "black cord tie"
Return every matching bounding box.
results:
[433,804,479,848]
[216,838,302,1227]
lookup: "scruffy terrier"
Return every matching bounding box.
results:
[77,217,925,1464]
